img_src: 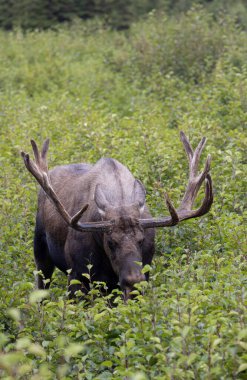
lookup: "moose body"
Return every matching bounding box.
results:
[35,158,155,297]
[22,132,213,300]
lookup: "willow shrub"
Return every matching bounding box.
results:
[107,7,247,85]
[0,8,246,380]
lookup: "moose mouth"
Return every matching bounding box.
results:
[123,287,133,302]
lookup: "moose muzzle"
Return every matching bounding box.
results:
[119,260,146,301]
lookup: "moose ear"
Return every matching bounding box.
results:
[132,179,146,213]
[94,184,110,217]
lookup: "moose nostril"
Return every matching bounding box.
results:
[120,272,145,289]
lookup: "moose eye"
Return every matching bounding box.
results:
[138,238,144,247]
[108,240,117,251]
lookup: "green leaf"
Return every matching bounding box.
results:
[238,329,247,340]
[181,326,191,338]
[238,341,247,351]
[28,343,46,358]
[16,337,31,350]
[70,279,81,285]
[64,343,85,359]
[29,289,49,303]
[82,273,90,280]
[212,338,222,350]
[94,311,106,321]
[237,363,247,373]
[141,264,152,274]
[7,308,21,321]
[101,360,113,367]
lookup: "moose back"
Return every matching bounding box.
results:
[21,132,213,300]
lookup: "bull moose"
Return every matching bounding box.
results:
[21,132,213,300]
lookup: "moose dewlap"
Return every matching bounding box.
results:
[21,132,213,301]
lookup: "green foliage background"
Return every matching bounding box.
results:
[0,6,246,380]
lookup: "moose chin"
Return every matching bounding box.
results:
[21,131,213,301]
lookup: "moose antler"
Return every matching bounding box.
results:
[21,140,113,232]
[139,131,213,228]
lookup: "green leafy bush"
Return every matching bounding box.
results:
[107,7,247,84]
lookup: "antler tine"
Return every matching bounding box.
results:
[201,174,213,213]
[164,192,179,226]
[71,204,89,225]
[21,140,112,232]
[180,131,193,162]
[180,131,207,177]
[21,151,43,188]
[41,138,50,162]
[198,154,211,183]
[30,138,49,172]
[191,136,207,177]
[30,139,40,164]
[139,193,179,229]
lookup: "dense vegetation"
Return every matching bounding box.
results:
[0,6,246,379]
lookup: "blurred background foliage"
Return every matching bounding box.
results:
[0,0,247,30]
